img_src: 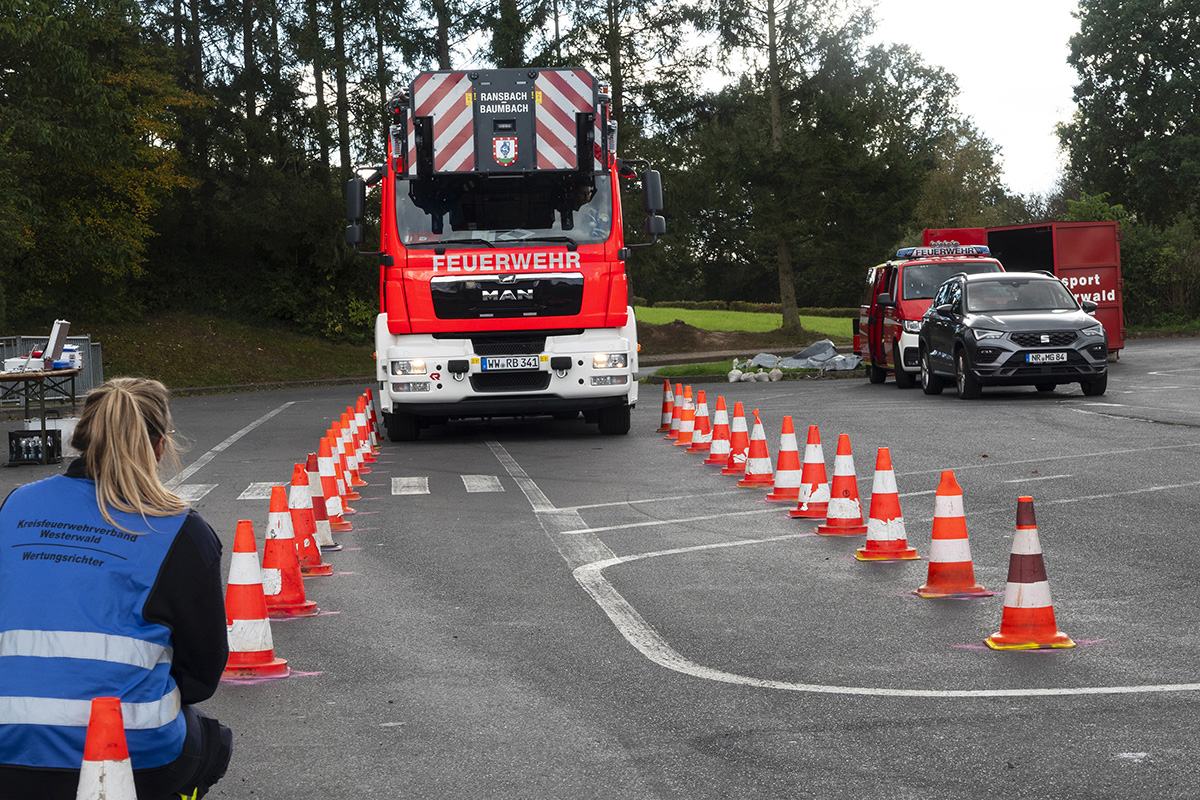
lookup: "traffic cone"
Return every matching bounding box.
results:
[737,410,774,488]
[687,390,712,453]
[223,520,289,678]
[364,389,381,452]
[721,402,751,475]
[815,434,868,535]
[855,448,919,561]
[328,427,359,507]
[666,383,684,440]
[704,397,731,465]
[765,417,802,501]
[788,426,830,519]
[262,485,319,617]
[986,497,1074,649]
[915,471,992,597]
[76,697,135,800]
[341,411,368,488]
[674,387,696,448]
[657,380,674,432]
[318,437,353,531]
[306,452,342,551]
[356,396,376,464]
[289,463,333,577]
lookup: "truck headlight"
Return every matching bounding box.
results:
[391,381,430,393]
[901,319,922,333]
[391,359,427,375]
[593,352,628,369]
[591,375,629,386]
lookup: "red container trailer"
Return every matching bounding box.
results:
[923,222,1124,354]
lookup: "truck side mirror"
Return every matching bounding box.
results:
[345,224,364,246]
[346,176,366,222]
[876,293,895,308]
[644,214,666,237]
[641,169,663,214]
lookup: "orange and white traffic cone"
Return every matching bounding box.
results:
[665,383,685,440]
[364,389,381,452]
[765,417,802,501]
[986,496,1074,649]
[356,396,376,464]
[788,425,830,519]
[76,697,136,800]
[223,520,289,678]
[674,387,696,448]
[657,380,674,432]
[341,411,369,488]
[263,485,319,617]
[306,452,342,551]
[815,434,868,535]
[737,410,775,488]
[721,402,751,475]
[687,390,713,453]
[855,447,919,561]
[705,397,731,465]
[318,437,353,531]
[915,471,991,597]
[289,463,333,577]
[328,427,359,507]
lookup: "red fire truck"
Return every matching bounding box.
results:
[346,68,665,440]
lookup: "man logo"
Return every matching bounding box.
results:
[482,289,534,301]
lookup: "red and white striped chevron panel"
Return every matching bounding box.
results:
[535,69,595,170]
[412,71,475,173]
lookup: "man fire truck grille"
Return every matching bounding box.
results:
[1010,331,1079,348]
[470,337,546,356]
[470,372,552,393]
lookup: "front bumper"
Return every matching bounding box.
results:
[966,336,1108,386]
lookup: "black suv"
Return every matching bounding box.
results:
[918,271,1108,399]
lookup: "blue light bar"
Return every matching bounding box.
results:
[896,244,991,259]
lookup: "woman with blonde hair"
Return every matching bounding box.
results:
[0,377,231,799]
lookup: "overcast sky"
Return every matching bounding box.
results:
[868,0,1082,197]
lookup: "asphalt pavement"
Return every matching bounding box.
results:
[2,338,1199,798]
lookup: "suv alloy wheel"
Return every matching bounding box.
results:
[955,349,982,400]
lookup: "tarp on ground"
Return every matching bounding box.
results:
[740,340,861,371]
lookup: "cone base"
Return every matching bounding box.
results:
[765,489,800,502]
[686,444,711,454]
[815,523,868,536]
[223,655,290,678]
[319,543,344,552]
[915,585,993,598]
[738,476,774,488]
[330,520,353,532]
[855,546,919,561]
[342,504,357,514]
[656,424,672,432]
[300,563,334,576]
[721,466,746,475]
[664,432,679,441]
[267,600,319,617]
[788,505,828,519]
[985,632,1075,650]
[351,477,368,487]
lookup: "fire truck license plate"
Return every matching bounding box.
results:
[481,356,541,371]
[1027,352,1067,364]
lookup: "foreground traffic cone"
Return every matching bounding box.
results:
[76,697,135,800]
[915,471,992,597]
[263,486,319,617]
[355,396,376,464]
[986,497,1074,649]
[705,397,731,465]
[765,417,802,501]
[721,402,751,475]
[737,410,774,487]
[289,463,333,577]
[665,383,684,440]
[687,390,712,453]
[855,447,919,561]
[306,452,342,551]
[788,425,830,519]
[318,437,353,531]
[223,520,289,678]
[674,387,696,448]
[815,434,868,535]
[657,380,674,432]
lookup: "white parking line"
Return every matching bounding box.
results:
[1002,474,1073,483]
[462,474,504,493]
[237,482,277,501]
[168,402,296,487]
[392,477,430,495]
[176,484,216,502]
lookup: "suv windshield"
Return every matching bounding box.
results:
[966,279,1078,312]
[902,261,1003,300]
[395,173,613,246]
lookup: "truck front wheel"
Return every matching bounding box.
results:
[597,404,631,435]
[385,411,420,442]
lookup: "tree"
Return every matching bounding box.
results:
[1059,0,1200,227]
[911,119,1008,229]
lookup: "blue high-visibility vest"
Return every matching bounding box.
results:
[0,474,189,769]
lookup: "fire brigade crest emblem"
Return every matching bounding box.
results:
[493,137,518,166]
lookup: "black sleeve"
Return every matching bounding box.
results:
[143,510,228,705]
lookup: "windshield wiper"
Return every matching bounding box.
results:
[505,236,579,251]
[405,239,496,254]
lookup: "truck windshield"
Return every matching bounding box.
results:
[902,261,1003,300]
[396,173,613,246]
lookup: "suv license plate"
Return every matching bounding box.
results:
[1027,352,1067,364]
[481,355,541,371]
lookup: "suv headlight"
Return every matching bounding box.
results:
[1082,324,1105,338]
[972,329,1004,341]
[901,319,922,333]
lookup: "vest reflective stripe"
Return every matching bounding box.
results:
[0,630,172,671]
[0,690,181,730]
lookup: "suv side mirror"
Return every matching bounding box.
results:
[935,303,954,315]
[1081,299,1098,313]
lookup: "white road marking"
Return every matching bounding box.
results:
[561,507,779,535]
[565,490,744,511]
[898,441,1200,478]
[462,474,504,493]
[489,439,1200,698]
[176,484,216,502]
[167,402,296,488]
[391,477,430,495]
[237,482,276,501]
[1002,474,1073,483]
